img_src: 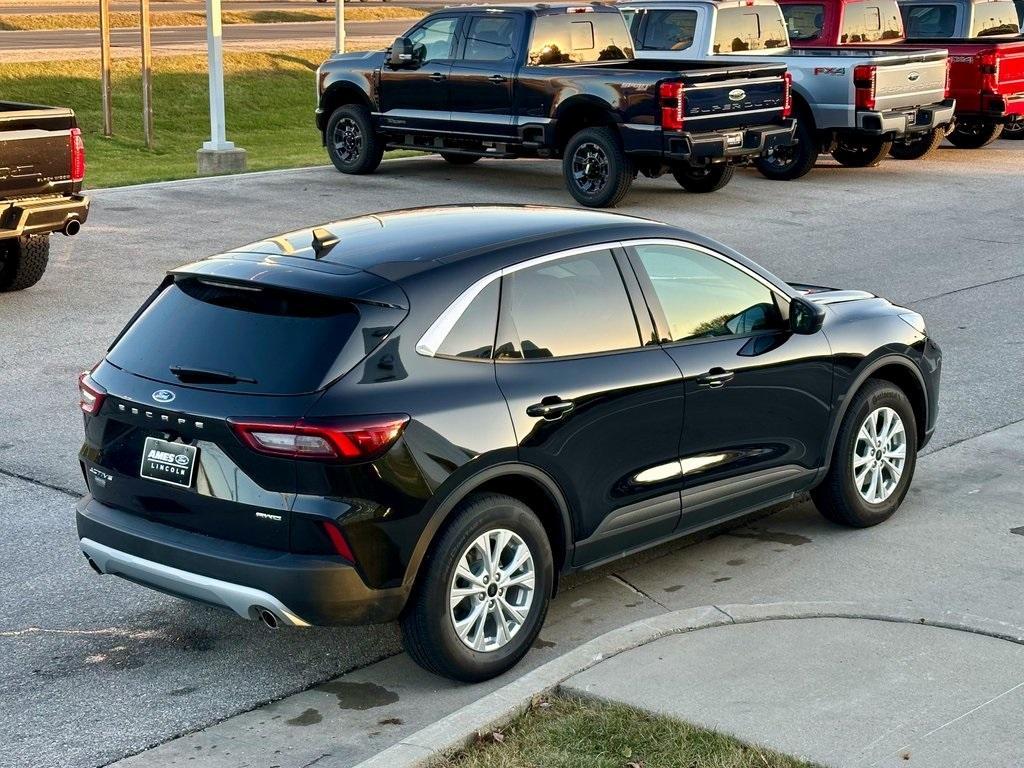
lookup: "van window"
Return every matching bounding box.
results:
[713,7,789,53]
[782,4,826,41]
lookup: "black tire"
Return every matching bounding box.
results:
[562,126,635,208]
[888,128,945,160]
[946,119,1003,149]
[999,121,1024,141]
[754,115,818,181]
[440,153,481,165]
[811,380,918,528]
[672,163,734,193]
[831,136,892,168]
[0,234,50,292]
[400,493,553,682]
[325,104,384,175]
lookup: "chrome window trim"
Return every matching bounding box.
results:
[415,238,787,358]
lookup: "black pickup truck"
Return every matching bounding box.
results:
[315,3,797,206]
[1,101,89,291]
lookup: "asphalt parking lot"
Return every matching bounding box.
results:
[2,142,1022,768]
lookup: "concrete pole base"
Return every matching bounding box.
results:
[197,147,248,176]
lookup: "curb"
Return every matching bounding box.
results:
[349,601,1024,768]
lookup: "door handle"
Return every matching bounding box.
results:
[488,74,508,82]
[428,72,447,82]
[526,398,575,420]
[696,367,735,389]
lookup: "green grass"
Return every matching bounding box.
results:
[437,696,819,768]
[0,48,407,188]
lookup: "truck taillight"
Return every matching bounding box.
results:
[659,81,685,131]
[853,65,876,111]
[782,72,793,118]
[977,51,999,94]
[70,127,86,183]
[78,371,106,415]
[230,415,409,461]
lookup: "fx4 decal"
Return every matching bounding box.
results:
[814,67,847,76]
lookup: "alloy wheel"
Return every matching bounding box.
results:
[449,528,536,653]
[332,117,363,164]
[571,142,610,195]
[852,406,906,504]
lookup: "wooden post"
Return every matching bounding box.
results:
[140,0,154,149]
[99,0,113,136]
[335,0,345,53]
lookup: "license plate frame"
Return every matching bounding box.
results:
[724,131,744,148]
[139,436,198,489]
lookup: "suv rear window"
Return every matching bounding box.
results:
[713,7,789,53]
[108,278,400,395]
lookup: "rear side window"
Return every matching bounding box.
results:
[108,278,401,395]
[435,280,499,360]
[632,9,700,51]
[781,3,826,40]
[462,15,520,61]
[633,244,784,342]
[713,7,789,53]
[527,13,633,64]
[972,0,1019,35]
[495,250,641,359]
[842,0,903,41]
[901,4,958,36]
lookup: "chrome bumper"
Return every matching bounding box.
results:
[80,538,309,627]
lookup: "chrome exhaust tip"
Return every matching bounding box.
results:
[62,218,81,237]
[257,608,280,629]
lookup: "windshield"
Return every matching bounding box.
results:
[713,6,790,53]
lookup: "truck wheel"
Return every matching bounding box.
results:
[888,128,944,160]
[0,234,50,292]
[672,163,734,193]
[946,119,1002,149]
[811,380,917,529]
[440,153,481,165]
[998,121,1023,141]
[563,127,635,208]
[754,117,817,181]
[830,137,892,168]
[326,104,384,174]
[399,493,553,682]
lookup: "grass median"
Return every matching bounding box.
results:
[0,7,424,30]
[438,696,818,768]
[0,47,418,188]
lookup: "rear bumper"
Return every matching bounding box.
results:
[856,100,956,136]
[0,193,89,239]
[622,119,797,162]
[958,93,1024,121]
[76,495,408,626]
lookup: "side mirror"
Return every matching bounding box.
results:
[789,295,825,335]
[388,37,414,68]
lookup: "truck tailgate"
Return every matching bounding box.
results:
[0,102,76,199]
[660,61,789,133]
[872,55,948,112]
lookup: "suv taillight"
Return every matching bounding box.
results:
[70,127,86,183]
[853,65,877,111]
[230,415,409,460]
[978,51,1000,94]
[659,81,685,131]
[782,72,793,118]
[78,371,105,415]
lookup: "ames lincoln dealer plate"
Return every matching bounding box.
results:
[139,436,198,489]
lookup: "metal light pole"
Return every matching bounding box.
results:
[140,0,154,148]
[99,0,113,136]
[196,0,246,173]
[335,0,345,53]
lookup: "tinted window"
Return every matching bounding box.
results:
[527,13,632,65]
[436,280,499,360]
[972,0,1019,35]
[408,16,459,62]
[1017,0,1024,26]
[496,250,640,359]
[634,244,784,342]
[901,4,958,36]
[713,7,789,53]
[782,4,825,40]
[635,9,700,51]
[463,15,519,61]
[108,278,400,395]
[842,0,903,41]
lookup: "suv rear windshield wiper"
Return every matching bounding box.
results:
[169,366,257,385]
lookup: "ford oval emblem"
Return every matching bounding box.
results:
[908,71,920,82]
[728,88,746,102]
[152,389,176,404]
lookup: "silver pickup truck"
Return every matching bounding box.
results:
[620,0,955,178]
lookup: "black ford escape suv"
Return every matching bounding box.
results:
[77,206,940,681]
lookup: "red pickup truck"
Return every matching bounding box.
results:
[778,0,1024,152]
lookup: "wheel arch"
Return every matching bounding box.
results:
[402,463,575,598]
[319,82,375,136]
[553,95,621,153]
